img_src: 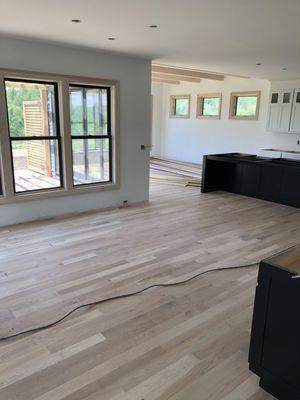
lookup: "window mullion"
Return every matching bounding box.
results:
[59,81,73,191]
[82,89,89,180]
[0,75,14,198]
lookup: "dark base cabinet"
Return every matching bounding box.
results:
[249,246,300,399]
[240,164,261,197]
[280,167,300,207]
[259,165,282,203]
[201,153,300,208]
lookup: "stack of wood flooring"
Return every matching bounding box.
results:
[150,157,202,187]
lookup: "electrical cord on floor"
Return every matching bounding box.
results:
[2,241,300,343]
[0,262,258,342]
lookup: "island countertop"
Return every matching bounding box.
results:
[204,152,300,167]
[201,152,300,208]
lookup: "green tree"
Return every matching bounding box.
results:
[6,87,40,137]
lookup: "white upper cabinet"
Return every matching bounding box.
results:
[267,88,300,133]
[279,90,294,131]
[290,89,300,133]
[268,91,280,131]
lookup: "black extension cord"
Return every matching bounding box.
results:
[0,262,258,341]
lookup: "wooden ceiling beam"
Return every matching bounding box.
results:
[152,73,201,83]
[152,64,224,81]
[152,78,180,85]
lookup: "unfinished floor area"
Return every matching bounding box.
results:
[1,166,300,400]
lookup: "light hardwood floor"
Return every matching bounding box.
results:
[1,174,300,400]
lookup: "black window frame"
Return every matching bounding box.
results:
[69,83,113,187]
[4,78,63,194]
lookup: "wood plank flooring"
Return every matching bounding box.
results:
[150,157,201,187]
[1,170,300,399]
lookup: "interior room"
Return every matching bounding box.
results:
[0,1,300,399]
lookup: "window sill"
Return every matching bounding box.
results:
[169,114,190,119]
[196,115,221,120]
[229,115,259,120]
[0,182,120,205]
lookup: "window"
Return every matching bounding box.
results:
[5,79,62,193]
[271,93,279,104]
[283,92,291,103]
[197,93,222,119]
[229,91,260,120]
[0,69,118,204]
[169,95,190,118]
[69,85,112,185]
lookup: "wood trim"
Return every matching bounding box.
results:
[59,81,73,190]
[152,73,201,83]
[0,182,120,205]
[169,95,191,119]
[0,68,117,87]
[152,64,224,81]
[152,78,180,85]
[111,83,120,187]
[0,75,14,198]
[152,63,250,79]
[0,68,120,204]
[229,91,261,120]
[196,93,222,119]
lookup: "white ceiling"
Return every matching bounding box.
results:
[1,0,300,80]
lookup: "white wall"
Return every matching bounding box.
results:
[151,77,300,164]
[151,84,163,157]
[0,37,151,227]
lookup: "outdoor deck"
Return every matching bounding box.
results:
[14,170,61,192]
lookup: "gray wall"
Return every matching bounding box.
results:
[0,37,151,226]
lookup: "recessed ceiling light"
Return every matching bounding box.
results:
[282,67,287,71]
[149,25,158,28]
[108,37,116,41]
[71,19,81,23]
[256,63,262,66]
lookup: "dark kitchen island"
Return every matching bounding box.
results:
[201,153,300,208]
[249,245,300,399]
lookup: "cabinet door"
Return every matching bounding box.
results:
[240,164,261,197]
[220,162,237,193]
[230,163,244,194]
[259,165,282,202]
[280,166,300,207]
[267,91,281,131]
[290,89,300,133]
[278,90,294,132]
[261,273,300,394]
